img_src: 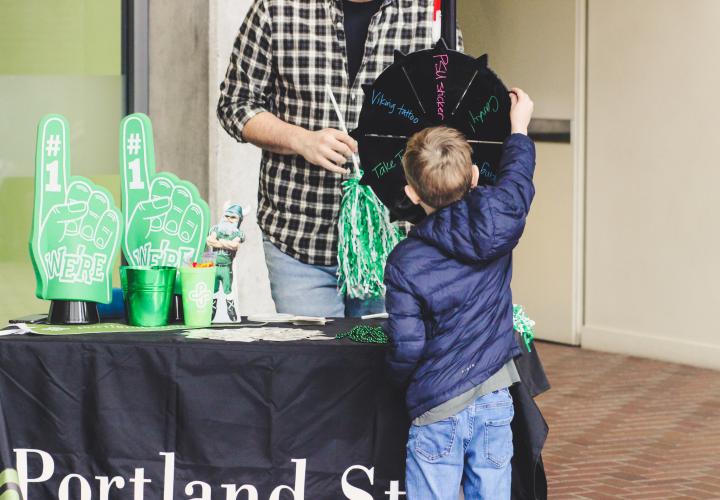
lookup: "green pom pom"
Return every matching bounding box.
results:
[337,172,404,299]
[513,304,536,352]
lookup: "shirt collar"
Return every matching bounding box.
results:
[330,0,396,7]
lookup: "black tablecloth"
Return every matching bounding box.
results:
[0,320,548,500]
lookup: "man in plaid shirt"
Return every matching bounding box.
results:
[217,0,461,317]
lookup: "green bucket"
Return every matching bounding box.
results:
[179,266,216,327]
[119,265,134,305]
[125,266,177,327]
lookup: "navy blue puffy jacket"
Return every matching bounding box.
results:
[384,133,536,419]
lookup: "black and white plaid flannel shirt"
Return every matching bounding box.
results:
[218,0,462,266]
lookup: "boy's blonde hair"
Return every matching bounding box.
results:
[402,126,473,209]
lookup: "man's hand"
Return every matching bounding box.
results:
[120,113,210,268]
[30,115,122,304]
[242,112,358,175]
[509,87,534,136]
[292,128,358,175]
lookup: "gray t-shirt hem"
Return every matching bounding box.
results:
[413,360,520,426]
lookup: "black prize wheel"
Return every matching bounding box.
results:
[352,42,511,223]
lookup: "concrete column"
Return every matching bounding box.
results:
[147,0,274,314]
[149,0,209,200]
[209,0,275,314]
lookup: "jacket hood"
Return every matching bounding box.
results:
[411,188,495,265]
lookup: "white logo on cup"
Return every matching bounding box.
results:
[188,282,211,308]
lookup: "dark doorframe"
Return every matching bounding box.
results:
[122,0,149,113]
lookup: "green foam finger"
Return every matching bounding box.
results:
[42,183,123,303]
[30,114,124,304]
[150,175,174,199]
[164,185,192,235]
[31,114,71,298]
[166,173,211,264]
[35,115,70,226]
[95,210,120,250]
[120,113,154,208]
[120,115,211,268]
[80,190,109,242]
[67,180,91,201]
[179,204,202,243]
[48,201,87,228]
[64,181,92,236]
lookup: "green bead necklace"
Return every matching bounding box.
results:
[336,324,389,344]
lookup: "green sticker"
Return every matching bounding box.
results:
[29,115,123,304]
[120,113,210,268]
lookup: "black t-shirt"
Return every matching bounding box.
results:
[343,0,383,83]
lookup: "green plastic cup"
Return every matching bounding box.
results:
[179,266,216,327]
[125,266,177,327]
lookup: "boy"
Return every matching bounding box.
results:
[384,89,535,499]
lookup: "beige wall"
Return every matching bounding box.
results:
[459,0,579,344]
[583,0,720,369]
[459,0,576,120]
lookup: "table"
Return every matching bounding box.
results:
[0,320,548,500]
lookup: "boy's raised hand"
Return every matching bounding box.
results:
[509,88,534,136]
[30,115,122,304]
[120,113,210,268]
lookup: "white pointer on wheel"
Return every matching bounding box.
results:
[365,133,504,145]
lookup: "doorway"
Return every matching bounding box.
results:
[458,0,586,345]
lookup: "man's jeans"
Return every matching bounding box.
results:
[262,236,385,317]
[406,388,514,500]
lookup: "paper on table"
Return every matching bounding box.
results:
[183,327,330,342]
[0,324,31,336]
[13,322,183,336]
[246,314,330,326]
[291,316,331,326]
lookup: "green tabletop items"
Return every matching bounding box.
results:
[29,114,123,304]
[336,306,536,350]
[337,174,404,300]
[125,266,177,327]
[180,263,216,327]
[0,467,20,500]
[336,324,389,344]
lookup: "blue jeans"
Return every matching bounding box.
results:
[406,388,514,500]
[262,236,385,318]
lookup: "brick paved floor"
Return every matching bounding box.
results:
[534,342,720,499]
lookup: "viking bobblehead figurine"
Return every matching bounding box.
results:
[206,204,246,321]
